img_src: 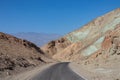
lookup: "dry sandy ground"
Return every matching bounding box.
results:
[0,63,57,80]
[69,57,120,80]
[1,59,120,80]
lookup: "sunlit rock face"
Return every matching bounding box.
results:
[0,32,49,77]
[42,8,120,61]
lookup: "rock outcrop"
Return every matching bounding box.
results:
[0,32,47,77]
[42,38,71,57]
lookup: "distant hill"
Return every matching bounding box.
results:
[12,32,62,46]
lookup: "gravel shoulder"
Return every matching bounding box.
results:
[69,62,120,80]
[1,63,56,80]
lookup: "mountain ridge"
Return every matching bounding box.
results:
[12,32,62,46]
[42,8,120,61]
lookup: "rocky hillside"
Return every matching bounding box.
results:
[0,32,48,77]
[42,37,71,57]
[42,8,120,62]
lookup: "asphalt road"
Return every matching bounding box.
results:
[31,62,85,80]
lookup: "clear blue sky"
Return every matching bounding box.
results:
[0,0,120,34]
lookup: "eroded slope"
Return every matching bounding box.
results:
[42,8,120,62]
[0,32,47,77]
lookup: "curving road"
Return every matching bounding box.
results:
[32,62,85,80]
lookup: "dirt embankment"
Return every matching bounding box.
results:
[0,32,50,78]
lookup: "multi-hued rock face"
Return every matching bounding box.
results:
[42,8,120,62]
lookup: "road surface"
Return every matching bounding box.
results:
[32,62,85,80]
